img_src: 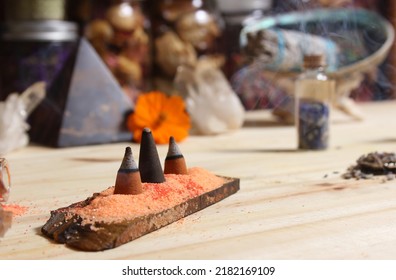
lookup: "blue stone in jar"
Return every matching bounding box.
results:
[298,99,329,150]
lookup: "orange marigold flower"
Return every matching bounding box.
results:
[127,91,191,144]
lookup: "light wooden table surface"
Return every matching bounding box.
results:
[2,100,396,260]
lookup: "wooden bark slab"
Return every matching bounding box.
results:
[41,176,239,251]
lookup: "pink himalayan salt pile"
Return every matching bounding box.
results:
[69,167,228,224]
[1,204,28,217]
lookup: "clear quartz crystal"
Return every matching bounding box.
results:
[20,82,46,115]
[0,82,45,155]
[295,54,335,150]
[175,61,245,135]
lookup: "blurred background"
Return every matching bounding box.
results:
[0,0,395,106]
[0,0,395,149]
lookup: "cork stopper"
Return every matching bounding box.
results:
[164,136,188,175]
[139,128,166,183]
[114,147,142,195]
[303,54,326,69]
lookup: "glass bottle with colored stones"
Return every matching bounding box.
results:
[146,0,223,93]
[295,54,335,150]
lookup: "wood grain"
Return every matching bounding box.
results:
[2,101,396,259]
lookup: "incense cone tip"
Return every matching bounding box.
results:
[119,147,137,170]
[143,127,151,134]
[166,136,182,159]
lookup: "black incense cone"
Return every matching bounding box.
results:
[139,128,166,183]
[114,147,142,195]
[164,136,188,175]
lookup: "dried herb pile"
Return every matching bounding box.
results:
[343,152,396,180]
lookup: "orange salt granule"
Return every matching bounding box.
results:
[71,167,228,224]
[188,167,227,188]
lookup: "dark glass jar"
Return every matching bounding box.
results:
[0,0,74,97]
[0,20,78,98]
[84,0,151,102]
